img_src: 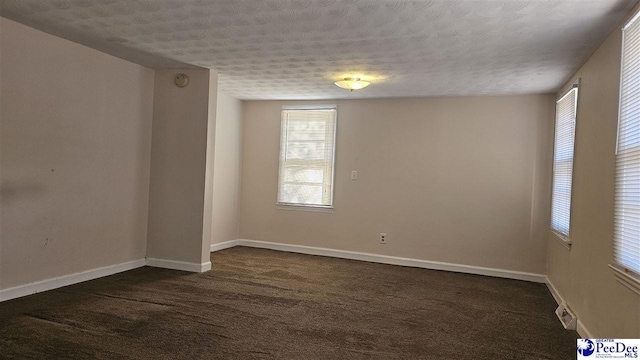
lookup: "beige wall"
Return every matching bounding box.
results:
[240,96,554,274]
[0,17,4,286]
[147,69,216,266]
[546,7,640,337]
[211,92,243,245]
[0,18,154,289]
[202,71,220,261]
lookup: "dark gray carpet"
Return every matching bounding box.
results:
[0,247,578,359]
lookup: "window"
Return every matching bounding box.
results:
[613,12,640,285]
[277,106,337,208]
[550,85,578,243]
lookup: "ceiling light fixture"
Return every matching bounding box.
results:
[334,77,371,91]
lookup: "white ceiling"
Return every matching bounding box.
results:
[1,0,636,100]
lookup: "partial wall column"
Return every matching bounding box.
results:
[146,69,218,272]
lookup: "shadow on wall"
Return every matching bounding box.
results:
[0,181,46,204]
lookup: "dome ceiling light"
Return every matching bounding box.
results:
[334,77,371,91]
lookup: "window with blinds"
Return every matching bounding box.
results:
[277,106,337,208]
[550,86,578,240]
[613,12,640,281]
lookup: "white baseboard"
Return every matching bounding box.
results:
[210,240,239,252]
[146,258,212,273]
[545,277,563,305]
[545,277,593,338]
[0,259,146,302]
[0,256,214,303]
[227,239,546,283]
[577,320,594,339]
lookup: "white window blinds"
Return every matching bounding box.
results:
[614,14,640,278]
[551,86,578,238]
[277,106,337,208]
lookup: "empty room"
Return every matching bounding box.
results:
[1,0,639,359]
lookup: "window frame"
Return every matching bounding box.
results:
[275,105,338,211]
[550,83,579,250]
[611,10,640,294]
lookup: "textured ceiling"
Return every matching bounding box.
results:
[1,0,637,100]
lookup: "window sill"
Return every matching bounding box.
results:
[275,203,334,213]
[609,265,640,296]
[551,230,572,251]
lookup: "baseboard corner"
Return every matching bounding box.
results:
[545,277,563,305]
[200,261,212,272]
[145,258,210,273]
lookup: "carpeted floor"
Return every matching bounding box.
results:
[0,247,578,359]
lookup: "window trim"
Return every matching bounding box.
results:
[275,203,334,213]
[549,82,579,250]
[609,265,640,295]
[551,230,572,251]
[276,105,338,210]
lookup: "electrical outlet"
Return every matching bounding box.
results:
[379,233,387,244]
[351,170,358,180]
